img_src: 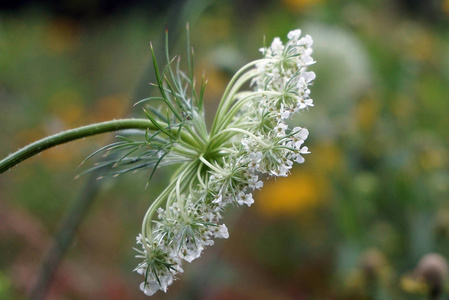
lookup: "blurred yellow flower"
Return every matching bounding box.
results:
[418,147,447,172]
[311,143,343,174]
[401,274,427,295]
[91,93,128,122]
[356,93,380,132]
[282,0,323,12]
[256,171,326,217]
[443,0,449,16]
[400,25,437,63]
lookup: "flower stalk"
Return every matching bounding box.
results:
[0,119,158,173]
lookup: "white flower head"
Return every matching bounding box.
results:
[134,27,314,296]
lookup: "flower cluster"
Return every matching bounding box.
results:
[135,28,315,296]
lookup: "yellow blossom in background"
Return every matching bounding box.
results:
[443,0,449,16]
[418,147,447,172]
[281,0,323,12]
[311,143,344,174]
[401,274,428,295]
[255,142,341,218]
[356,93,381,133]
[90,93,129,122]
[256,171,326,217]
[400,25,437,63]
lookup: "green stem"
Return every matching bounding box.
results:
[198,154,226,175]
[141,161,197,242]
[210,60,264,136]
[214,91,270,133]
[0,119,159,174]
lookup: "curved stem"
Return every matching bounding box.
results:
[214,90,273,134]
[141,161,197,243]
[0,119,159,174]
[210,71,257,135]
[196,163,207,189]
[210,60,265,136]
[198,154,227,176]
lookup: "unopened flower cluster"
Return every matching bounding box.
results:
[135,29,315,296]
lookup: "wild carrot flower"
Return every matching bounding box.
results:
[129,28,316,296]
[0,27,315,297]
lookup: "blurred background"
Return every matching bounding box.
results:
[1,0,449,299]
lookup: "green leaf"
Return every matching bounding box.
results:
[142,108,176,140]
[134,97,168,107]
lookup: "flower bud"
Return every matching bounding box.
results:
[415,253,448,299]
